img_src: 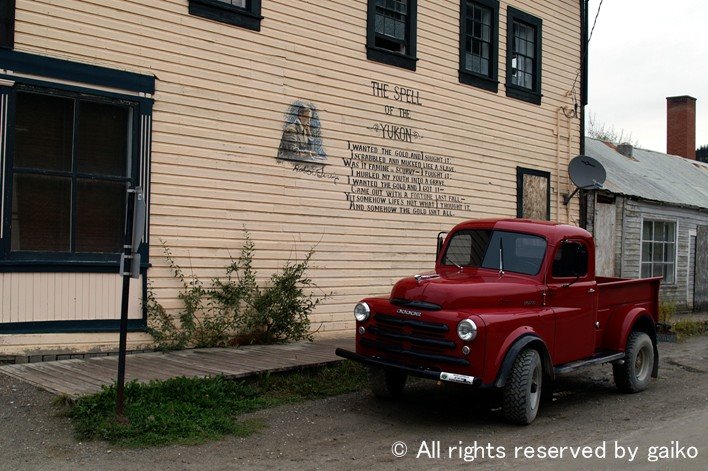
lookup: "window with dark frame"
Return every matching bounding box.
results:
[516,167,550,220]
[459,0,499,92]
[188,0,262,31]
[0,0,15,49]
[9,89,137,257]
[367,0,418,70]
[506,7,542,104]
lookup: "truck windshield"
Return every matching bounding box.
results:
[442,230,547,275]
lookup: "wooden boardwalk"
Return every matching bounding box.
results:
[0,337,354,398]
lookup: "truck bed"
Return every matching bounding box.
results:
[596,276,662,350]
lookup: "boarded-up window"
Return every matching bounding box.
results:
[517,167,550,220]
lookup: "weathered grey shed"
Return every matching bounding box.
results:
[584,137,708,311]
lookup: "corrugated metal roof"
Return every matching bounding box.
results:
[584,137,708,210]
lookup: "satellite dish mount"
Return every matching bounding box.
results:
[563,155,607,205]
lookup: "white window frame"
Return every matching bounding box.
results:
[639,217,678,285]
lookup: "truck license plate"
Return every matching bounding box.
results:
[440,372,475,384]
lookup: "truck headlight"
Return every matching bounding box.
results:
[354,302,370,322]
[457,319,477,341]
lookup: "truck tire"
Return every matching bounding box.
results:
[368,367,407,399]
[613,331,654,393]
[503,349,542,425]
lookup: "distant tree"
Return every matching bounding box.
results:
[697,145,708,163]
[586,112,639,146]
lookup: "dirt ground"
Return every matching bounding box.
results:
[1,336,707,471]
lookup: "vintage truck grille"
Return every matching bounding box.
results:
[362,313,468,367]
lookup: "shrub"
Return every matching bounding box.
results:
[658,299,676,325]
[146,232,331,350]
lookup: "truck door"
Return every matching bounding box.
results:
[548,240,597,364]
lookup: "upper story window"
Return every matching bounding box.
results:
[459,0,499,92]
[367,0,418,71]
[188,0,262,31]
[506,7,542,104]
[641,220,676,283]
[0,0,15,49]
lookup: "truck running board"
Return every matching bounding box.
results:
[554,351,625,375]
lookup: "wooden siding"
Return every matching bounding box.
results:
[11,0,582,338]
[590,195,708,310]
[0,274,142,324]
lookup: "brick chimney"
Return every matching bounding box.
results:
[666,95,696,159]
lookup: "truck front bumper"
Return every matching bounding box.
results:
[335,348,481,386]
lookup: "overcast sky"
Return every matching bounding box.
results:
[586,0,707,153]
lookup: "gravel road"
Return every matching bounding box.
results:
[1,336,707,471]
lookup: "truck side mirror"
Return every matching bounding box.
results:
[436,232,447,262]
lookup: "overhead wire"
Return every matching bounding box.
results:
[566,0,605,118]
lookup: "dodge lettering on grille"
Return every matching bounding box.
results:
[396,308,422,317]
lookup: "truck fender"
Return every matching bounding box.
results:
[494,334,554,388]
[616,309,659,379]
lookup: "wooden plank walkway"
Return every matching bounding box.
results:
[0,337,355,398]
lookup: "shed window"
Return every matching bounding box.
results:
[641,220,676,283]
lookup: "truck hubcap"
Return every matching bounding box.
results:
[635,345,651,381]
[529,365,541,410]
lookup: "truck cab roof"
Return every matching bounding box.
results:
[449,219,592,244]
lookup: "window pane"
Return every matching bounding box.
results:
[665,243,675,262]
[653,242,664,262]
[11,174,71,252]
[75,179,126,253]
[394,19,405,39]
[654,222,665,241]
[482,23,490,42]
[385,17,394,36]
[480,57,488,75]
[641,263,651,278]
[641,242,652,262]
[76,101,131,176]
[446,233,472,266]
[375,14,384,34]
[642,221,652,241]
[664,265,675,283]
[217,0,247,7]
[666,223,675,241]
[15,92,73,171]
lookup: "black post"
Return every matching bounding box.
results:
[116,186,136,421]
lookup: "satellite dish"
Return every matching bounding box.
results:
[568,155,606,189]
[564,155,607,205]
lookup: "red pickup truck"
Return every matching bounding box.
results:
[336,219,661,424]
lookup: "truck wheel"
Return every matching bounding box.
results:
[613,331,654,393]
[368,367,407,399]
[503,349,542,425]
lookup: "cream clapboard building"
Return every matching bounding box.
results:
[0,0,586,358]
